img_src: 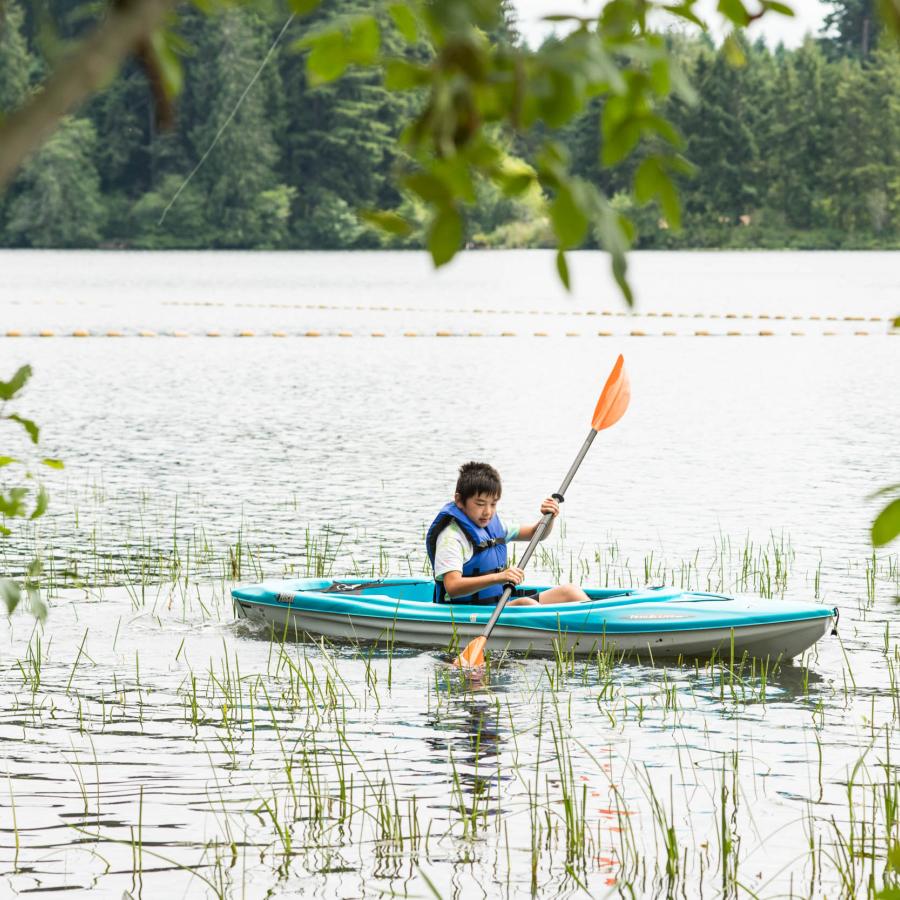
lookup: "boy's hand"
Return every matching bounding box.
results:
[499,566,525,586]
[539,497,561,518]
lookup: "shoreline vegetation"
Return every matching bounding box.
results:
[0,2,898,253]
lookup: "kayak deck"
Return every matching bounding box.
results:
[232,577,835,660]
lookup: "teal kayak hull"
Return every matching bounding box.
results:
[231,578,835,661]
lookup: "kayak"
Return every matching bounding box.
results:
[232,578,837,661]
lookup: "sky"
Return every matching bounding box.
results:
[513,0,832,48]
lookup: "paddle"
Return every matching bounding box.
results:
[453,354,630,670]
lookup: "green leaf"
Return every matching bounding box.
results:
[0,487,29,518]
[892,315,900,329]
[718,0,751,27]
[347,17,380,65]
[27,587,47,623]
[41,458,64,470]
[8,413,39,444]
[428,208,464,268]
[0,364,32,401]
[634,158,663,205]
[389,3,418,42]
[556,250,571,291]
[289,0,321,13]
[30,485,48,520]
[0,578,21,616]
[723,33,747,67]
[26,558,43,580]
[384,59,429,90]
[0,456,18,468]
[663,3,706,28]
[305,30,348,84]
[147,29,184,100]
[359,209,413,237]
[762,1,795,16]
[404,171,452,205]
[612,251,633,306]
[549,185,589,249]
[872,499,900,547]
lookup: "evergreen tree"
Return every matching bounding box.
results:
[676,41,761,230]
[0,0,33,114]
[176,8,289,248]
[279,2,413,247]
[823,48,900,234]
[4,116,105,246]
[0,0,38,232]
[764,40,832,231]
[823,0,880,57]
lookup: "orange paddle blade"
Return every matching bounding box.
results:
[453,636,487,670]
[591,354,630,431]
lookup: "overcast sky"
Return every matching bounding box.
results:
[513,1,831,48]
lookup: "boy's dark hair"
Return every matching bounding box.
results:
[455,461,502,502]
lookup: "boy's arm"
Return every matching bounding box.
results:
[443,567,524,598]
[515,497,560,541]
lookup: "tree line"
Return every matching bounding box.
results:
[0,0,897,251]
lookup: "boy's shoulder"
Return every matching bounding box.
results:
[437,519,469,543]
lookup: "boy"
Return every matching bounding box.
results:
[425,461,590,606]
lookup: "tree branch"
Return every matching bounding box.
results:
[0,0,177,191]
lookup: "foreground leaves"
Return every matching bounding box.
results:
[1,365,60,619]
[300,0,798,294]
[871,487,900,547]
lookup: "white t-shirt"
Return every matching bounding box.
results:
[433,518,520,582]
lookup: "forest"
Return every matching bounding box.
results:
[0,0,898,250]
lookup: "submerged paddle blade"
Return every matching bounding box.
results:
[453,636,487,670]
[591,354,630,431]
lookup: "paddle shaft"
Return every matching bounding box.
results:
[478,428,599,638]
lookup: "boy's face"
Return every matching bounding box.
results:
[455,492,499,528]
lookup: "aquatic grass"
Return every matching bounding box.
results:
[2,500,900,896]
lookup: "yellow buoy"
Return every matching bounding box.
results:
[338,331,353,338]
[106,330,123,337]
[6,329,22,337]
[73,329,90,337]
[39,329,54,337]
[305,330,321,337]
[139,330,156,338]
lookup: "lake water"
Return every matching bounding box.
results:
[0,249,898,898]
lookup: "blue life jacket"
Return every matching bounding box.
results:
[425,502,508,604]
